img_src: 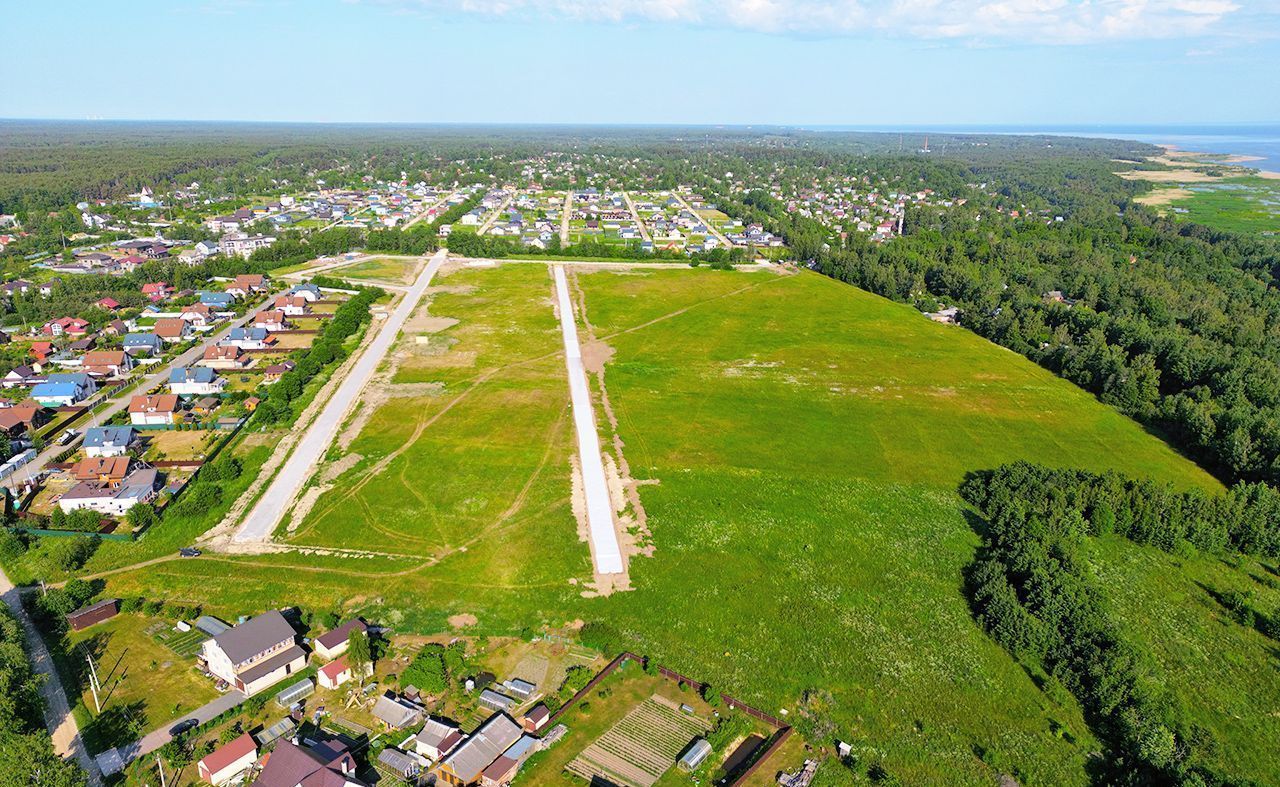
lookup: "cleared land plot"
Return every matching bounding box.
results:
[567,696,710,787]
[286,263,587,578]
[338,256,424,285]
[143,429,221,462]
[97,266,1242,783]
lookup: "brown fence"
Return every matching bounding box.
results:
[542,650,793,787]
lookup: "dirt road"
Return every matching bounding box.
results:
[233,249,448,543]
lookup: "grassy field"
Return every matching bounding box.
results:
[89,264,1256,783]
[67,613,219,753]
[338,256,424,284]
[1137,176,1280,234]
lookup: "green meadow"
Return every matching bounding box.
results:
[94,264,1275,784]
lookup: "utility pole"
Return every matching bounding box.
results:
[155,754,167,787]
[85,648,102,713]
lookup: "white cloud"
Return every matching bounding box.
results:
[358,0,1262,41]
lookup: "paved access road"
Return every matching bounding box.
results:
[552,264,625,575]
[124,688,246,763]
[0,566,100,784]
[233,249,448,543]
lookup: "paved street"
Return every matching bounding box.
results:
[122,689,246,763]
[552,264,624,575]
[234,249,448,542]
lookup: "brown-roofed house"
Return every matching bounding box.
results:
[128,394,179,426]
[199,345,249,370]
[154,318,191,343]
[0,405,49,437]
[73,456,131,484]
[81,349,132,377]
[314,619,367,660]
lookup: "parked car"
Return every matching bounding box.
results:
[178,547,202,558]
[57,429,77,445]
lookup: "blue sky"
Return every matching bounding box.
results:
[3,0,1277,124]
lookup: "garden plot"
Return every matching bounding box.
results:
[566,695,710,787]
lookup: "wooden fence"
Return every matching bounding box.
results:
[542,650,794,787]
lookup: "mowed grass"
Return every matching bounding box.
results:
[68,613,219,752]
[97,265,1234,784]
[338,256,423,285]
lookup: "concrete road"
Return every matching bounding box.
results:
[477,195,512,234]
[402,189,462,229]
[4,291,278,489]
[233,249,448,543]
[552,265,624,575]
[560,191,573,245]
[0,567,100,784]
[121,688,246,763]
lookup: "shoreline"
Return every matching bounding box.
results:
[1157,143,1280,180]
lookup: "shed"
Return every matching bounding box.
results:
[67,598,119,631]
[678,738,713,771]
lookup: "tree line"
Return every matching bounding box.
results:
[961,461,1279,785]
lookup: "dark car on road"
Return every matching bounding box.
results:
[169,718,198,736]
[178,547,202,558]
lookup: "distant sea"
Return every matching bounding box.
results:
[800,124,1280,174]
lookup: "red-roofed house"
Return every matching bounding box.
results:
[141,282,174,302]
[318,655,354,690]
[42,317,90,336]
[96,297,121,310]
[197,733,257,785]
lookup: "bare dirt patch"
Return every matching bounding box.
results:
[448,613,478,629]
[1135,187,1194,207]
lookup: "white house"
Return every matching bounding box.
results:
[200,610,307,697]
[58,467,158,517]
[197,733,257,786]
[169,367,225,396]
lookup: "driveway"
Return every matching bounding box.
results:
[0,566,100,784]
[116,688,247,764]
[233,249,449,542]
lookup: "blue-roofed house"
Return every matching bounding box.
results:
[32,372,95,406]
[83,426,137,458]
[169,366,225,396]
[287,283,322,302]
[198,291,236,309]
[220,327,270,350]
[31,382,81,407]
[123,333,163,356]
